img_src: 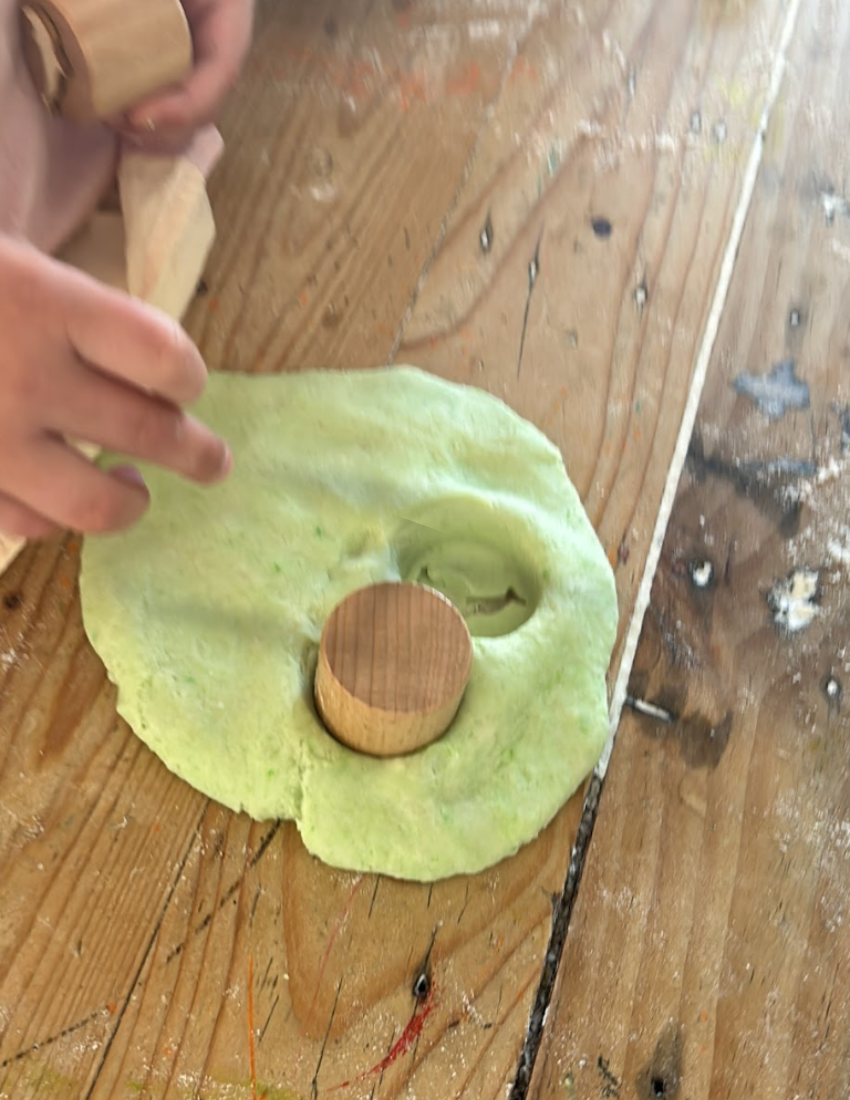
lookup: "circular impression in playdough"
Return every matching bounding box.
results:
[79,367,618,881]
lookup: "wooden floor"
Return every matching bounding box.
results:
[1,0,849,1097]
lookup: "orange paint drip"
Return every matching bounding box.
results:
[248,954,258,1100]
[445,61,481,98]
[398,71,427,111]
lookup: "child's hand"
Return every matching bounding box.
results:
[0,235,231,540]
[120,0,255,148]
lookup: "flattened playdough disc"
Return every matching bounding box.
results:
[80,368,617,880]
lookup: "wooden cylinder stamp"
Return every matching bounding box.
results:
[20,0,193,121]
[315,582,474,758]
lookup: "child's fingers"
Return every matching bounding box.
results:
[59,265,208,405]
[3,437,151,535]
[124,0,252,136]
[50,365,231,485]
[124,62,223,138]
[0,491,59,541]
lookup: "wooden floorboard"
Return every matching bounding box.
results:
[0,0,808,1096]
[532,0,850,1096]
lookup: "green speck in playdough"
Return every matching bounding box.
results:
[79,367,617,881]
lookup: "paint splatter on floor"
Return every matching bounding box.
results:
[329,976,438,1091]
[732,359,810,419]
[767,568,820,633]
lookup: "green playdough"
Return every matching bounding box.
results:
[80,367,617,881]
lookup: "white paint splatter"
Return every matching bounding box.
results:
[768,569,820,633]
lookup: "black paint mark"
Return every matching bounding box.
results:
[509,775,603,1099]
[0,1011,98,1069]
[409,929,438,1005]
[832,402,850,452]
[681,712,733,769]
[480,211,494,253]
[368,877,380,918]
[259,993,280,1045]
[732,358,810,420]
[627,672,732,769]
[636,1022,684,1100]
[195,278,209,296]
[597,1055,621,1098]
[591,216,613,238]
[456,882,471,925]
[312,977,343,1099]
[165,821,282,964]
[3,592,21,611]
[516,229,543,378]
[617,536,630,566]
[687,434,815,537]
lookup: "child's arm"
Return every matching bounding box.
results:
[0,233,230,540]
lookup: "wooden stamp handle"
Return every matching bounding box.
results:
[20,0,192,121]
[315,583,474,758]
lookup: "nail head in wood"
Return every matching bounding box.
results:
[314,582,473,758]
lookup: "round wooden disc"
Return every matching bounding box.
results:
[314,582,473,757]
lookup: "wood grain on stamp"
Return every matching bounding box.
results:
[315,582,473,757]
[20,0,191,121]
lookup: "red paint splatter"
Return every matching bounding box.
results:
[330,978,438,1090]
